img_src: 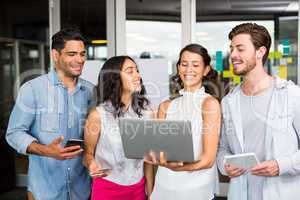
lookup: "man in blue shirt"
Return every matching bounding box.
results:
[6,28,94,200]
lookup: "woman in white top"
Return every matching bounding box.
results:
[149,44,221,200]
[83,56,154,200]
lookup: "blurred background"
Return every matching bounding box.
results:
[0,0,299,199]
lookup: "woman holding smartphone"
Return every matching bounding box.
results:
[149,44,221,200]
[83,56,154,200]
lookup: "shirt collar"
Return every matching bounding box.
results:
[49,69,62,86]
[49,69,84,90]
[179,86,206,96]
[273,75,288,89]
[229,75,289,97]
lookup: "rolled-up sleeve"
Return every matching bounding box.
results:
[6,82,37,155]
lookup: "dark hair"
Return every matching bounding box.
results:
[229,23,271,64]
[51,28,85,52]
[96,56,149,118]
[172,43,218,96]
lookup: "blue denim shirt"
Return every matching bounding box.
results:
[6,70,95,200]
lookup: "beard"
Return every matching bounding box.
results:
[63,66,83,78]
[65,71,80,78]
[233,59,256,76]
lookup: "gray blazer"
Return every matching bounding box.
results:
[217,76,300,200]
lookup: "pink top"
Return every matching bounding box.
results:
[92,177,146,200]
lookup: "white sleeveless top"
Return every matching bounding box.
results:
[151,87,218,200]
[95,102,152,185]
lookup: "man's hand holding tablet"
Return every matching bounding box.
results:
[224,153,259,178]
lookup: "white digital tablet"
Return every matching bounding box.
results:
[224,153,259,169]
[119,118,196,162]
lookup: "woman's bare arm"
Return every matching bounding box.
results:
[83,107,101,168]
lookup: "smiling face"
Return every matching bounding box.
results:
[52,40,86,78]
[178,50,210,91]
[120,58,142,94]
[230,34,259,76]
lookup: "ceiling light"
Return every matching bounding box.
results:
[91,40,107,44]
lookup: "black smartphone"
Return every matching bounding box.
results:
[65,139,84,149]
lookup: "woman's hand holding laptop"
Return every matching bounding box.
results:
[144,151,204,172]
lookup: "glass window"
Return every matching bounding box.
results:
[61,0,107,61]
[0,39,15,120]
[0,0,49,188]
[196,0,299,93]
[126,0,181,106]
[126,20,181,74]
[277,16,298,83]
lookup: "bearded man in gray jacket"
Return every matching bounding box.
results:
[217,23,300,200]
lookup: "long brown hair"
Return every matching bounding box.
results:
[96,56,149,118]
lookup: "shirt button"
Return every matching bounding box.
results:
[67,168,70,171]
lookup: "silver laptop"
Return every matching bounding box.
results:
[119,118,195,162]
